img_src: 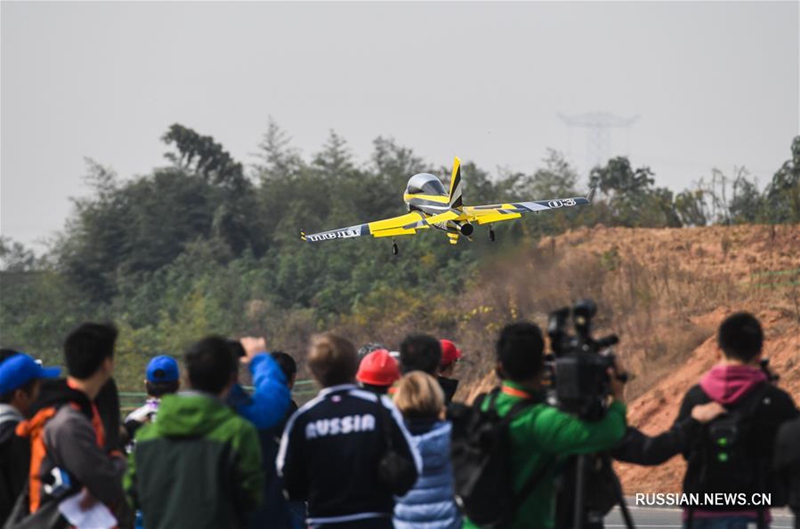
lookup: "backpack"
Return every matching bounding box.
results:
[448,388,554,528]
[685,383,771,505]
[2,481,69,529]
[5,407,74,529]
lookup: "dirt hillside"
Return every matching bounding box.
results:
[461,224,799,494]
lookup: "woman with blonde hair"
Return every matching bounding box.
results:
[393,371,462,529]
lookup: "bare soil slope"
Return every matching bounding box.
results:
[462,224,799,494]
[615,306,799,493]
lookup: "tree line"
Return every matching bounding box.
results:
[1,122,798,386]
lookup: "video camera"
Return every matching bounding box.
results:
[546,299,626,421]
[545,300,635,529]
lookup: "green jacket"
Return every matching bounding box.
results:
[464,381,627,529]
[125,391,263,529]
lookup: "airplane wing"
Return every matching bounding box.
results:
[301,211,430,243]
[463,189,595,226]
[398,210,462,230]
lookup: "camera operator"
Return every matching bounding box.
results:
[462,321,629,529]
[615,312,798,529]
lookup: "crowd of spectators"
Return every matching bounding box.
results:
[0,311,797,529]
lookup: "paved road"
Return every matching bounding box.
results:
[603,500,795,529]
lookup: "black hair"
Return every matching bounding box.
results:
[184,336,237,394]
[0,349,39,404]
[357,343,386,363]
[399,334,442,375]
[718,312,763,363]
[271,351,297,382]
[496,322,545,382]
[0,349,21,363]
[359,382,390,395]
[145,380,180,398]
[64,323,118,379]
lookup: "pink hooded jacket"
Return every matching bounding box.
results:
[699,364,768,405]
[689,363,771,521]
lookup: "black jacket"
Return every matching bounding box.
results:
[774,416,800,517]
[616,382,797,467]
[0,405,28,526]
[277,384,421,526]
[253,398,300,529]
[437,376,459,404]
[614,382,798,510]
[95,378,122,452]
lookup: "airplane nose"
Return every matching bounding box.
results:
[459,222,474,237]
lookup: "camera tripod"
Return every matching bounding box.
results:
[557,453,636,529]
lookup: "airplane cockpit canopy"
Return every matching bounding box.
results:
[406,173,447,196]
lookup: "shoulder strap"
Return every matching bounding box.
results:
[699,382,771,427]
[497,390,552,509]
[479,387,543,414]
[474,387,501,412]
[500,391,545,427]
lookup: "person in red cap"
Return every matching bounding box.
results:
[356,349,401,395]
[437,339,462,404]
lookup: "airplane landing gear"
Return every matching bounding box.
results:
[488,228,496,242]
[392,242,399,255]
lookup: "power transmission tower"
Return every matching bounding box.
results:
[559,112,639,173]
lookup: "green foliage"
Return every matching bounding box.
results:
[0,237,38,272]
[728,171,764,224]
[0,262,100,367]
[763,136,800,224]
[674,190,708,227]
[56,161,129,301]
[589,157,680,228]
[3,122,797,390]
[508,150,583,237]
[162,123,247,191]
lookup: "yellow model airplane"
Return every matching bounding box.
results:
[301,157,594,254]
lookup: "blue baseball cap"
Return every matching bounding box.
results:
[146,356,179,383]
[0,353,61,395]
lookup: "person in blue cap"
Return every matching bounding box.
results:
[124,355,180,446]
[123,355,181,529]
[0,349,61,525]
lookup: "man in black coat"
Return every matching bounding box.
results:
[616,312,798,529]
[278,333,420,529]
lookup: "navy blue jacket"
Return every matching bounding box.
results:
[278,384,422,527]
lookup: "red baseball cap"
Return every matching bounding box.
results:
[440,339,462,367]
[356,349,401,387]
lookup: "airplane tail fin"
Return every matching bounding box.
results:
[448,157,463,210]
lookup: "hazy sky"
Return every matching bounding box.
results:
[2,1,798,252]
